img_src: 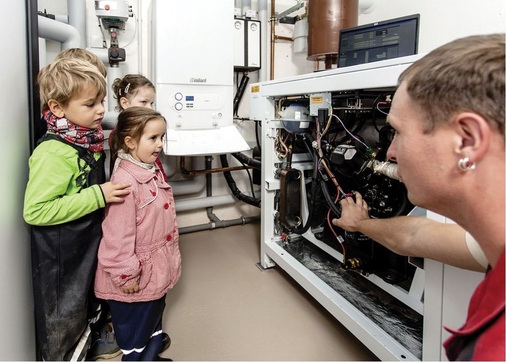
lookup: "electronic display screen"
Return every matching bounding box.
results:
[338,14,420,68]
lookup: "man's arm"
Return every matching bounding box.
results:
[332,192,486,272]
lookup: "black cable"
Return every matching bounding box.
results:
[237,158,256,199]
[255,120,261,153]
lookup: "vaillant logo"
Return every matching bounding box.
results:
[190,77,207,83]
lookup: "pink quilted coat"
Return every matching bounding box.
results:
[95,159,181,303]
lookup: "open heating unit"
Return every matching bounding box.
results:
[250,55,484,361]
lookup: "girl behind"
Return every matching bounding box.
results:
[95,107,181,361]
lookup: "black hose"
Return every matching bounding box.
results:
[220,154,261,207]
[233,74,250,116]
[320,178,341,218]
[231,152,261,169]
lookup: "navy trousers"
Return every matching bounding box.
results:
[109,296,166,361]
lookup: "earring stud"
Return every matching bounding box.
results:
[458,157,476,171]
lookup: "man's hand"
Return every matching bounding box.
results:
[332,191,370,232]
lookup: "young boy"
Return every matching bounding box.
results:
[23,57,130,361]
[52,47,124,361]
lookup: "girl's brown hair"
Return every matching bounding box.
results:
[109,107,166,175]
[111,74,156,111]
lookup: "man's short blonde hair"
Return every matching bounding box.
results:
[38,57,107,112]
[399,33,505,135]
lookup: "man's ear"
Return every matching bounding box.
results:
[454,112,490,163]
[47,99,65,118]
[124,135,136,150]
[119,97,129,110]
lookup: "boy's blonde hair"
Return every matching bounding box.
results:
[38,57,107,112]
[54,48,107,77]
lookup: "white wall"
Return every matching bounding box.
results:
[0,1,36,360]
[358,0,506,53]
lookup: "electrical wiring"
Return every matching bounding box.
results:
[326,197,347,259]
[320,105,333,137]
[331,113,370,150]
[376,101,390,116]
[275,129,289,158]
[121,12,139,48]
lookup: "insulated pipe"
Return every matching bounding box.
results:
[38,38,47,67]
[54,15,69,23]
[220,155,261,207]
[233,74,250,116]
[38,15,81,49]
[86,47,109,63]
[258,0,268,81]
[232,152,261,169]
[67,0,86,48]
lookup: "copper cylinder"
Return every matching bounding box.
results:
[307,0,359,67]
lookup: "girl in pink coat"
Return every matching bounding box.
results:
[95,107,181,361]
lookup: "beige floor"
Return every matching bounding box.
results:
[108,222,378,361]
[164,222,378,361]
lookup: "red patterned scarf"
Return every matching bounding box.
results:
[44,110,104,152]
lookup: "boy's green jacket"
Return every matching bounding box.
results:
[24,138,105,226]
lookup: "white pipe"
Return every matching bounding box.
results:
[137,0,143,73]
[167,156,206,195]
[360,0,376,14]
[54,15,69,23]
[38,15,81,49]
[38,38,47,68]
[242,0,251,16]
[107,66,124,112]
[101,111,119,130]
[85,47,109,63]
[67,0,86,48]
[175,195,238,212]
[258,0,268,81]
[171,176,206,196]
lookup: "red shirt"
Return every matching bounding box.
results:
[444,251,505,360]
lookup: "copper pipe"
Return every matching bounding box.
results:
[275,35,293,42]
[179,157,251,177]
[269,0,276,80]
